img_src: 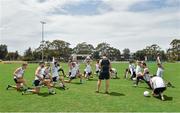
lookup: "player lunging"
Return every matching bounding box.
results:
[7,63,28,91]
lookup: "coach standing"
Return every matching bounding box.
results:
[96,53,111,94]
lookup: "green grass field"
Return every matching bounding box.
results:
[0,62,180,112]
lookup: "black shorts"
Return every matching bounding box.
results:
[70,76,76,80]
[34,80,40,87]
[99,71,110,80]
[84,71,92,76]
[154,87,166,95]
[69,72,71,76]
[14,78,18,83]
[52,76,58,82]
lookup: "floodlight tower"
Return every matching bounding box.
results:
[40,21,46,61]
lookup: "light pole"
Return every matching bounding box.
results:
[40,21,46,62]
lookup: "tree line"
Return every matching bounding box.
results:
[0,39,179,62]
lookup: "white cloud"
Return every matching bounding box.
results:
[0,0,179,55]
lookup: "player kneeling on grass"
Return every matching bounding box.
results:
[150,76,166,101]
[22,62,56,95]
[124,60,136,79]
[43,63,53,85]
[52,61,66,89]
[84,61,92,80]
[95,60,100,76]
[65,62,83,83]
[134,62,151,89]
[7,63,28,91]
[110,68,119,79]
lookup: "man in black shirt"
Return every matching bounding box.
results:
[96,53,111,94]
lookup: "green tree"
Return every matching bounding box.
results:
[167,39,180,61]
[6,51,19,60]
[95,43,121,61]
[123,48,130,60]
[135,44,166,61]
[0,44,8,60]
[23,47,33,61]
[51,40,72,61]
[73,42,94,54]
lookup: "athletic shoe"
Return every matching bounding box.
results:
[6,85,10,90]
[22,91,25,95]
[61,86,66,90]
[105,91,109,94]
[161,96,165,101]
[49,91,56,95]
[133,84,137,87]
[22,90,30,95]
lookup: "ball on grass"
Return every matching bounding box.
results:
[144,91,150,97]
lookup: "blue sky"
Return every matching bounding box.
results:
[0,0,180,54]
[130,0,179,12]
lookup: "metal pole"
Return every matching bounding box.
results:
[40,21,46,62]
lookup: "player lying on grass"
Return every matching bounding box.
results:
[65,62,83,83]
[134,62,151,89]
[7,63,29,91]
[22,62,56,95]
[110,68,119,79]
[124,60,136,79]
[150,76,166,101]
[52,60,66,89]
[84,60,92,80]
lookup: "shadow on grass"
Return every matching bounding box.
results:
[71,82,83,85]
[38,92,53,97]
[108,92,125,96]
[154,95,173,101]
[54,87,69,91]
[97,92,125,96]
[87,78,98,81]
[164,95,173,101]
[133,86,151,90]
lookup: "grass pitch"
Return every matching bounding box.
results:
[0,62,180,112]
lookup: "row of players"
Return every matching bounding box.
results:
[6,55,117,95]
[124,56,173,100]
[6,54,173,100]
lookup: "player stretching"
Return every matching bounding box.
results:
[65,62,83,83]
[84,61,92,80]
[22,62,56,95]
[150,76,166,101]
[134,62,151,89]
[7,63,28,91]
[52,59,66,89]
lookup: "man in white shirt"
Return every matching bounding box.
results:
[150,76,166,101]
